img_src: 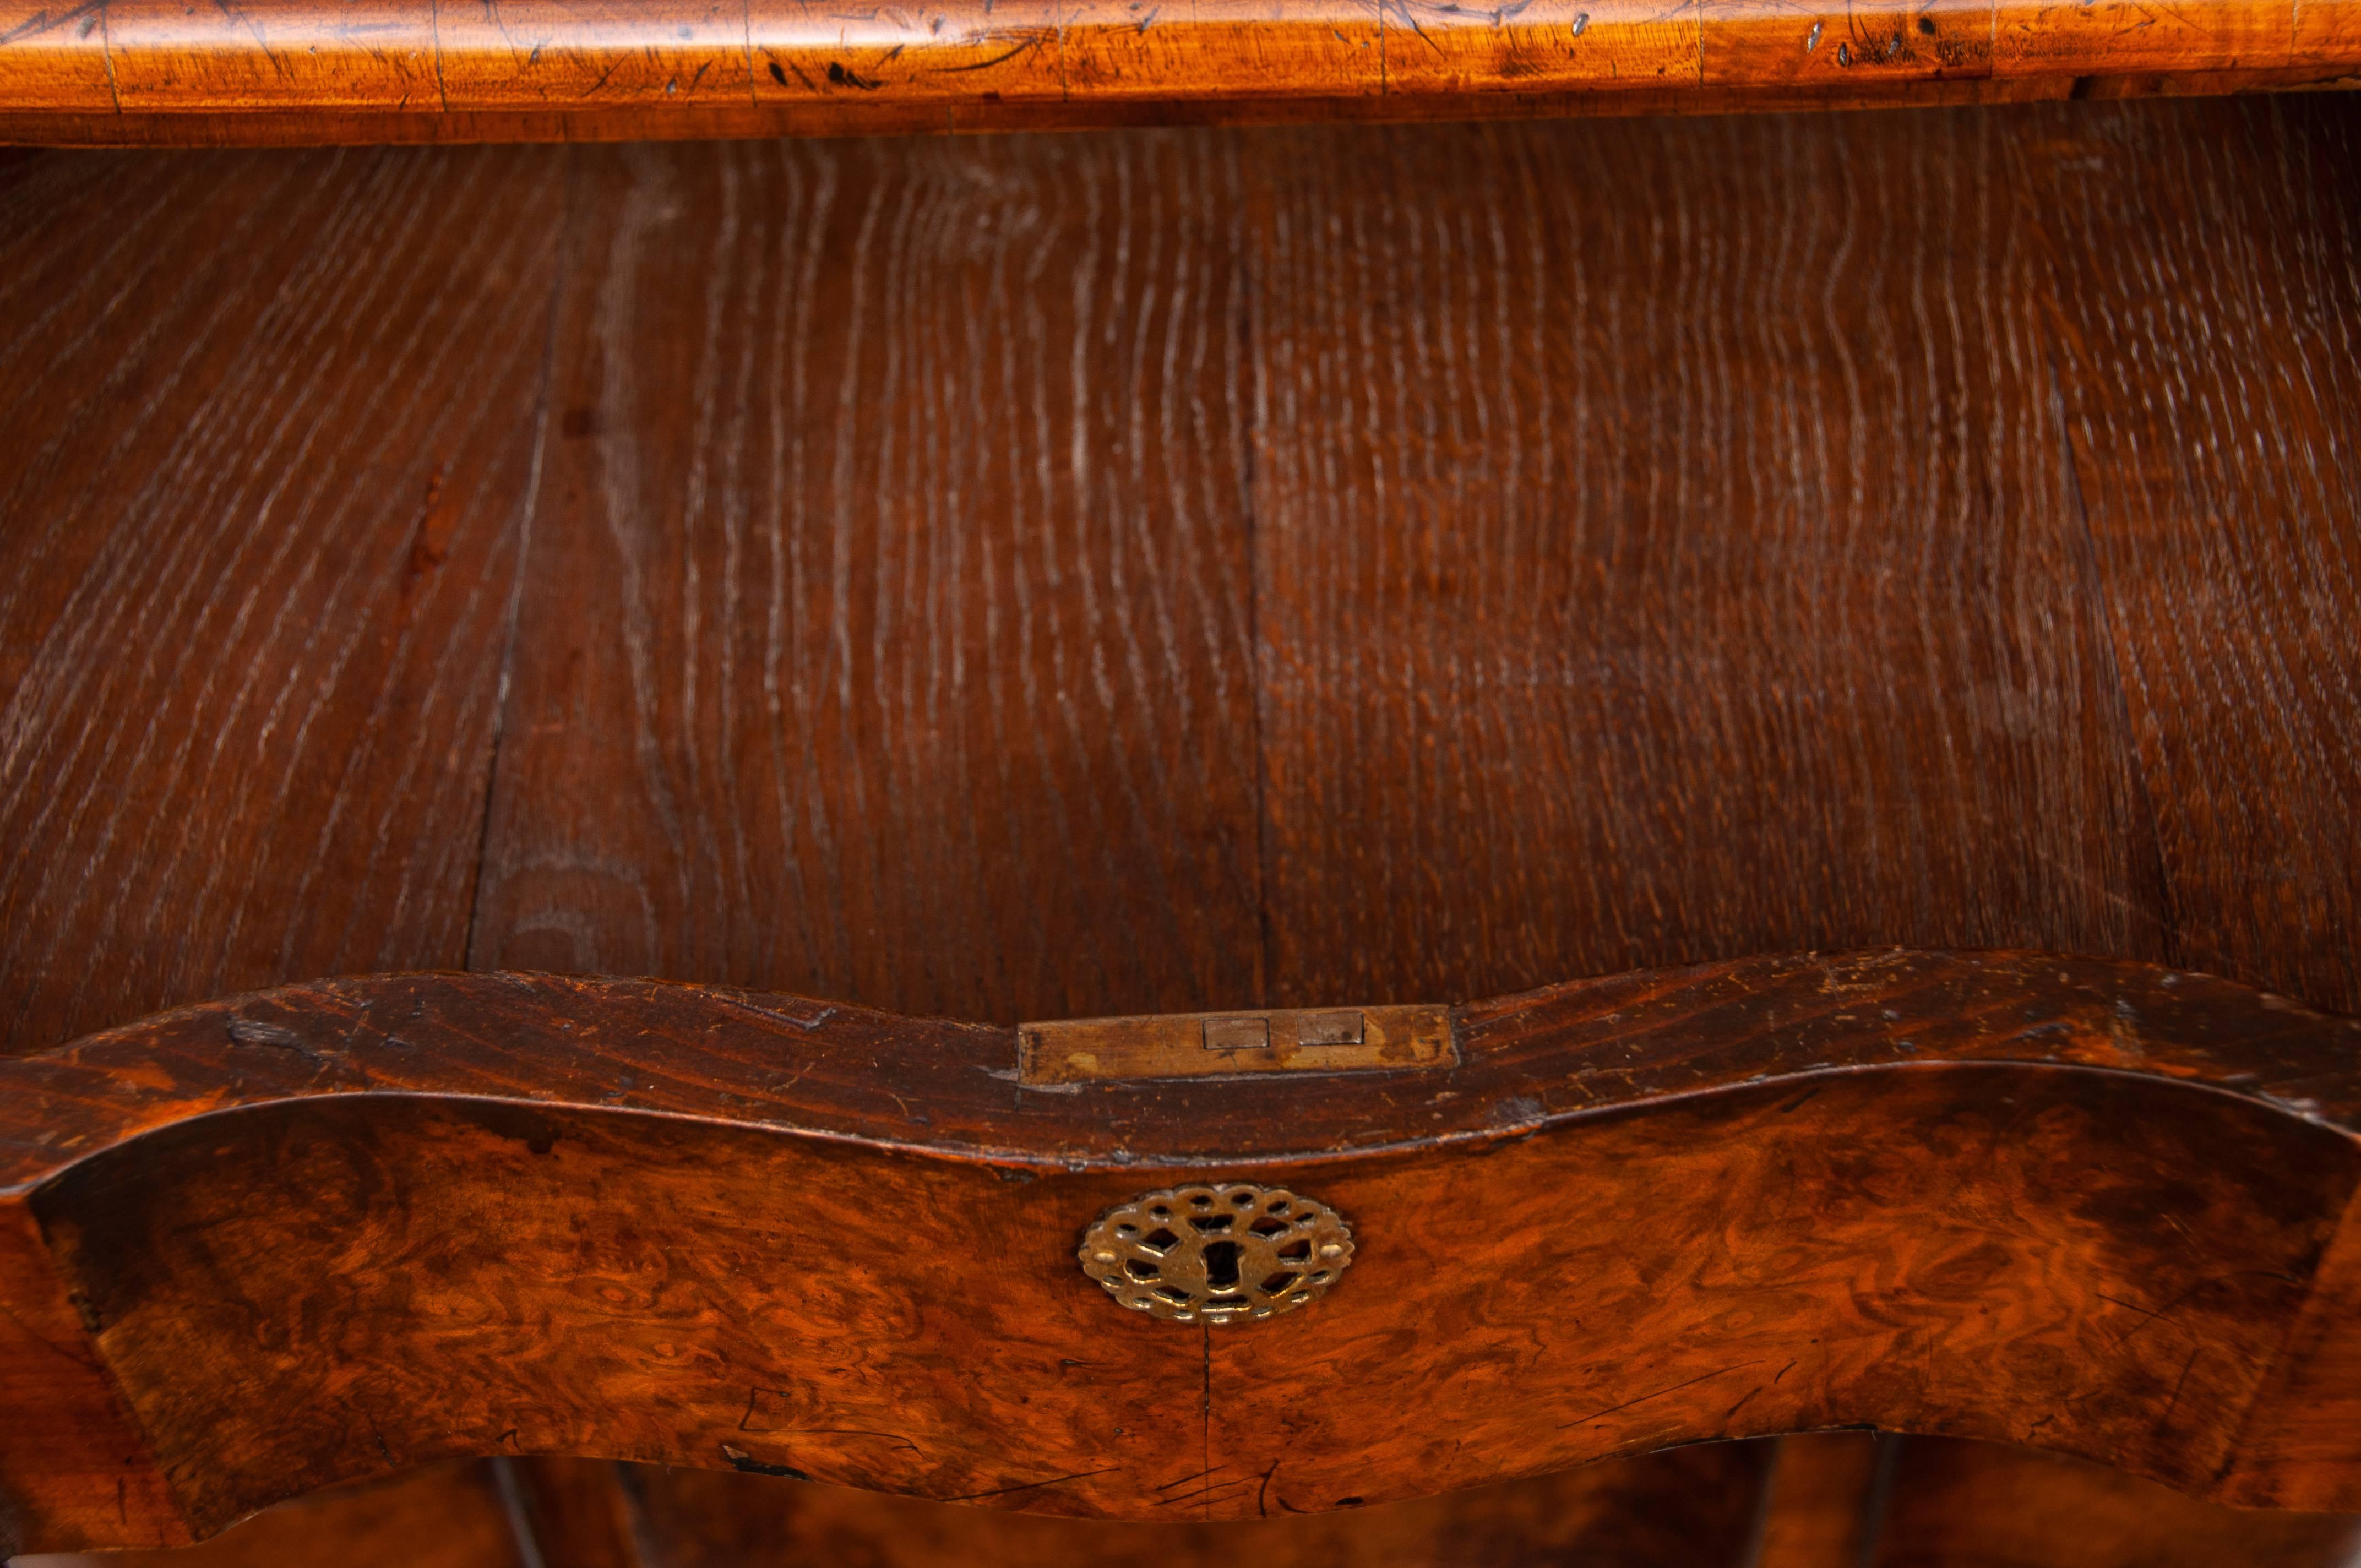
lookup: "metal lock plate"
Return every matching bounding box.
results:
[1079,1183,1354,1324]
[1020,1004,1453,1085]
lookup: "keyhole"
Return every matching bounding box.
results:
[1202,1239,1242,1291]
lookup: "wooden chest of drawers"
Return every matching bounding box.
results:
[3,30,2359,1564]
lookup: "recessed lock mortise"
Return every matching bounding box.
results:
[1019,1004,1452,1085]
[1200,1015,1271,1050]
[1199,1010,1366,1049]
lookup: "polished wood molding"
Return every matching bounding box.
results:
[0,0,2356,144]
[6,950,2361,1552]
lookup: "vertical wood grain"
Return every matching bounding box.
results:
[4,97,2360,1564]
[467,134,1265,1025]
[0,146,565,1055]
[2025,99,2361,1015]
[1242,110,2170,1006]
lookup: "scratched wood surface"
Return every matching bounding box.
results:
[0,0,2358,144]
[0,146,561,1058]
[4,105,2352,1037]
[1248,109,2168,1003]
[2,92,2358,1564]
[2030,109,2361,1016]
[465,134,1265,1025]
[1260,97,2358,1015]
[6,955,2361,1549]
[24,1440,2354,1566]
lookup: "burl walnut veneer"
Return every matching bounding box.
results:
[7,952,2361,1556]
[2,61,2358,1568]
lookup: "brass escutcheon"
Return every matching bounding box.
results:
[1078,1183,1354,1324]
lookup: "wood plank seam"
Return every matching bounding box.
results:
[456,146,578,979]
[2044,360,2186,974]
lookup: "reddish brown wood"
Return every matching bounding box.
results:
[4,72,2354,148]
[1243,100,2361,1022]
[0,0,2355,144]
[1870,1438,2361,1566]
[2223,1195,2361,1506]
[464,133,1265,1026]
[0,1207,184,1553]
[3,953,2360,1551]
[12,1462,534,1568]
[502,1457,649,1568]
[2031,105,2361,1015]
[104,1445,1767,1567]
[0,145,561,1058]
[2,96,2357,1566]
[601,1441,1770,1565]
[1245,108,2166,1005]
[8,104,2354,1043]
[32,1436,2358,1567]
[1753,1434,1893,1568]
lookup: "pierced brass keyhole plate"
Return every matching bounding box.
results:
[1079,1183,1355,1324]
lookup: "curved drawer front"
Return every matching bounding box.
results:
[6,950,2361,1552]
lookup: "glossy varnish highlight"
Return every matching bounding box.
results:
[0,0,2357,142]
[3,95,2360,1564]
